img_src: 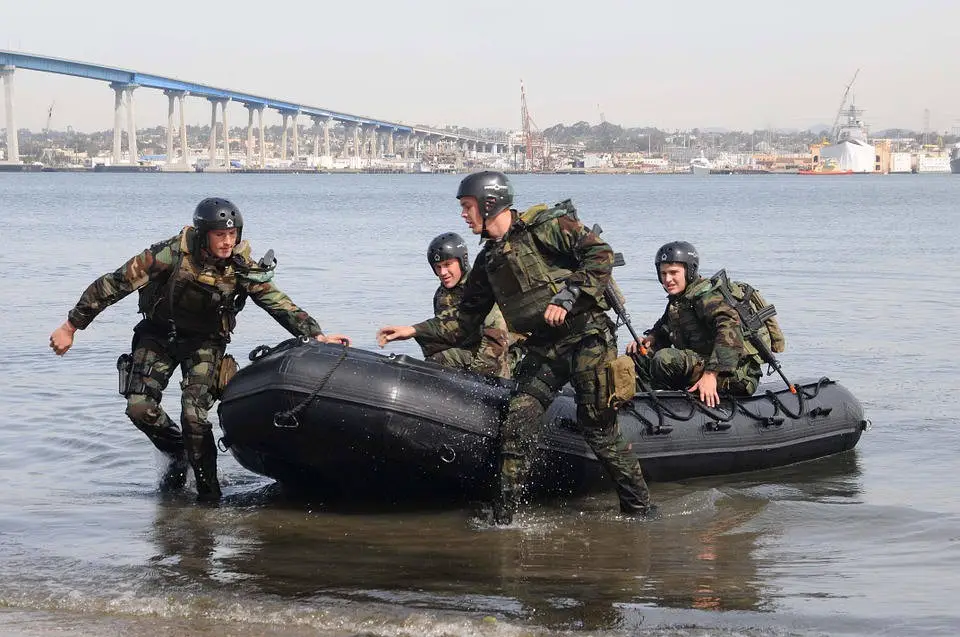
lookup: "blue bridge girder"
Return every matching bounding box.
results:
[0,50,504,145]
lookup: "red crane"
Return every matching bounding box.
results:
[521,80,546,171]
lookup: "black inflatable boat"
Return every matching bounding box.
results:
[218,337,868,501]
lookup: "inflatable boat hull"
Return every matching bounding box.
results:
[218,339,866,501]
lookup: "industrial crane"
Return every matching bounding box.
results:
[521,80,546,171]
[830,69,859,142]
[43,101,55,136]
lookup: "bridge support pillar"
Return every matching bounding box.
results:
[257,107,266,167]
[221,100,230,168]
[414,134,425,159]
[178,94,188,167]
[207,98,219,168]
[291,111,299,162]
[363,125,374,160]
[311,116,321,163]
[124,86,138,165]
[164,90,187,167]
[280,112,289,161]
[244,104,256,167]
[111,84,124,164]
[352,125,360,159]
[1,66,19,164]
[323,117,332,158]
[386,129,394,156]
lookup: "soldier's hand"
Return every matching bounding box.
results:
[544,304,568,327]
[376,326,416,347]
[316,334,352,346]
[49,321,77,356]
[626,336,654,356]
[689,371,720,408]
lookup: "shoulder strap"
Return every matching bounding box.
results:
[165,227,191,341]
[687,276,717,299]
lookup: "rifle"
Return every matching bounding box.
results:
[590,224,647,356]
[711,269,796,394]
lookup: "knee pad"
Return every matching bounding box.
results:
[125,395,161,428]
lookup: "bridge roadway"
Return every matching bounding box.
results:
[0,50,508,167]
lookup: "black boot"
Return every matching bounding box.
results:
[620,502,661,520]
[189,433,221,503]
[492,498,516,526]
[159,449,189,492]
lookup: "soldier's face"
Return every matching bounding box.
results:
[207,228,238,259]
[659,263,687,295]
[459,197,483,235]
[433,258,463,289]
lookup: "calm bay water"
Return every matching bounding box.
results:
[1,172,958,636]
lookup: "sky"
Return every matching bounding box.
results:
[2,0,958,134]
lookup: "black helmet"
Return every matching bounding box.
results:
[427,232,469,273]
[655,241,699,284]
[193,197,243,251]
[456,171,514,219]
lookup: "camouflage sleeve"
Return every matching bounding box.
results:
[414,251,495,355]
[534,216,613,303]
[67,236,178,329]
[246,281,323,337]
[432,285,456,318]
[468,304,511,377]
[698,290,745,373]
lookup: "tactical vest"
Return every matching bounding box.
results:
[665,277,785,364]
[433,279,481,350]
[664,278,721,357]
[137,226,248,338]
[483,202,590,334]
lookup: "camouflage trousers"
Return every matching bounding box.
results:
[496,322,650,520]
[426,330,514,379]
[636,348,760,396]
[123,323,225,500]
[428,347,480,372]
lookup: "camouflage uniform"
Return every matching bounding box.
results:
[67,226,323,500]
[638,277,760,395]
[413,203,651,521]
[421,275,516,378]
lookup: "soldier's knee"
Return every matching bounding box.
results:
[501,393,545,442]
[576,402,617,432]
[125,395,160,426]
[650,350,677,375]
[516,376,555,409]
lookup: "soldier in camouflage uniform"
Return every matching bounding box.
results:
[423,232,517,378]
[48,198,351,502]
[626,241,759,408]
[377,171,653,525]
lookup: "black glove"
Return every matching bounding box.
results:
[549,284,581,312]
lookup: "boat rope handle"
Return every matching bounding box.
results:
[273,345,349,429]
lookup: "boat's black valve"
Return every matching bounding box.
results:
[704,421,732,432]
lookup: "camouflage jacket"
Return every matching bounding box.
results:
[66,227,323,339]
[414,203,613,350]
[425,275,512,376]
[647,277,745,374]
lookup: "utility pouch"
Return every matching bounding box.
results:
[117,353,134,396]
[605,355,637,409]
[215,354,239,398]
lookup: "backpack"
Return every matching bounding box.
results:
[710,270,785,355]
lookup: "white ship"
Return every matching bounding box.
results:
[819,104,875,173]
[689,152,711,176]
